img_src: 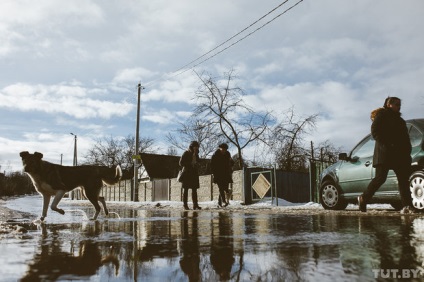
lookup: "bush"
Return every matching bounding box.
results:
[0,172,35,197]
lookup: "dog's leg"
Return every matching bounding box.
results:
[41,193,51,221]
[99,196,109,216]
[50,190,66,215]
[91,205,101,220]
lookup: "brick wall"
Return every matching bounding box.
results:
[102,170,243,203]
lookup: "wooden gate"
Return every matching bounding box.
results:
[152,179,169,201]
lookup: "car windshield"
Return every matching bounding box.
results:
[409,124,423,147]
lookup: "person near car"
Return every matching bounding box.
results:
[358,97,412,213]
[211,143,234,207]
[179,141,202,210]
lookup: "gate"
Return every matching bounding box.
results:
[152,179,169,201]
[243,167,310,205]
[249,167,277,205]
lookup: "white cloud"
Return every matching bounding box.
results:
[0,83,133,119]
[112,68,158,84]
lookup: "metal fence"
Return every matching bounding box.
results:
[309,159,334,203]
[242,167,310,205]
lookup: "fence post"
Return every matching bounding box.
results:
[210,175,214,201]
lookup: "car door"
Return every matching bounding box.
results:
[338,135,375,195]
[373,123,422,193]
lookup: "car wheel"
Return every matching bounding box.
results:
[410,171,424,210]
[320,180,348,210]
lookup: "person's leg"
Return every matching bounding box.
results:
[393,165,412,208]
[362,165,389,203]
[192,189,201,210]
[358,165,389,212]
[183,188,190,210]
[218,182,227,207]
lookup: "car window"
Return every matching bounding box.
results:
[350,136,375,159]
[409,125,422,147]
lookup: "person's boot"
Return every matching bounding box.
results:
[358,195,366,212]
[218,196,222,208]
[225,188,232,205]
[183,189,190,210]
[192,189,202,210]
[220,190,228,207]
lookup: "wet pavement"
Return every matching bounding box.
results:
[1,196,424,281]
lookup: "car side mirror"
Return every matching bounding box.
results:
[338,153,348,160]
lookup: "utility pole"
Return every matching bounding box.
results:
[70,133,77,166]
[70,133,78,200]
[133,84,144,202]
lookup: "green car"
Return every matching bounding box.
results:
[319,119,424,211]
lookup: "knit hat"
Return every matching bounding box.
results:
[218,143,228,149]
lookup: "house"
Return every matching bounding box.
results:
[138,153,211,182]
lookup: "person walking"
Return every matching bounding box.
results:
[211,143,234,207]
[179,141,202,210]
[357,97,412,213]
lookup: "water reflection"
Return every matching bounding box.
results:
[4,201,424,281]
[179,211,201,281]
[210,212,235,281]
[21,223,119,281]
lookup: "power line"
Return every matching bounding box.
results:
[172,0,291,75]
[178,0,304,76]
[144,0,303,88]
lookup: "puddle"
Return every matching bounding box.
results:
[1,196,424,281]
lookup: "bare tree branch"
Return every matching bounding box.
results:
[193,69,273,167]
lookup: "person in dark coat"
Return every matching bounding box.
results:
[179,141,201,210]
[358,97,412,213]
[211,143,234,207]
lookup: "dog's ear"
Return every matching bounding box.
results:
[20,151,30,159]
[34,152,44,159]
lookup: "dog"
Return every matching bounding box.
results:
[20,151,122,221]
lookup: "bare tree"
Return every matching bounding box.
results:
[193,69,272,167]
[166,146,178,156]
[166,117,226,158]
[311,140,343,163]
[269,107,318,171]
[83,135,156,170]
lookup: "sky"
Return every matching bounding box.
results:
[1,0,424,173]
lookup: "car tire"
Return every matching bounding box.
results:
[409,171,424,210]
[320,180,348,210]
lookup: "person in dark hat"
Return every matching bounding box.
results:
[211,143,234,207]
[179,141,202,210]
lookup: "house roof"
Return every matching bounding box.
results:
[139,153,211,180]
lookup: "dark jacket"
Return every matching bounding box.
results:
[371,108,411,167]
[211,149,234,184]
[179,150,200,189]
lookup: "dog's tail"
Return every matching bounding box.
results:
[102,165,122,186]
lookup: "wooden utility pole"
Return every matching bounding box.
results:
[133,84,144,201]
